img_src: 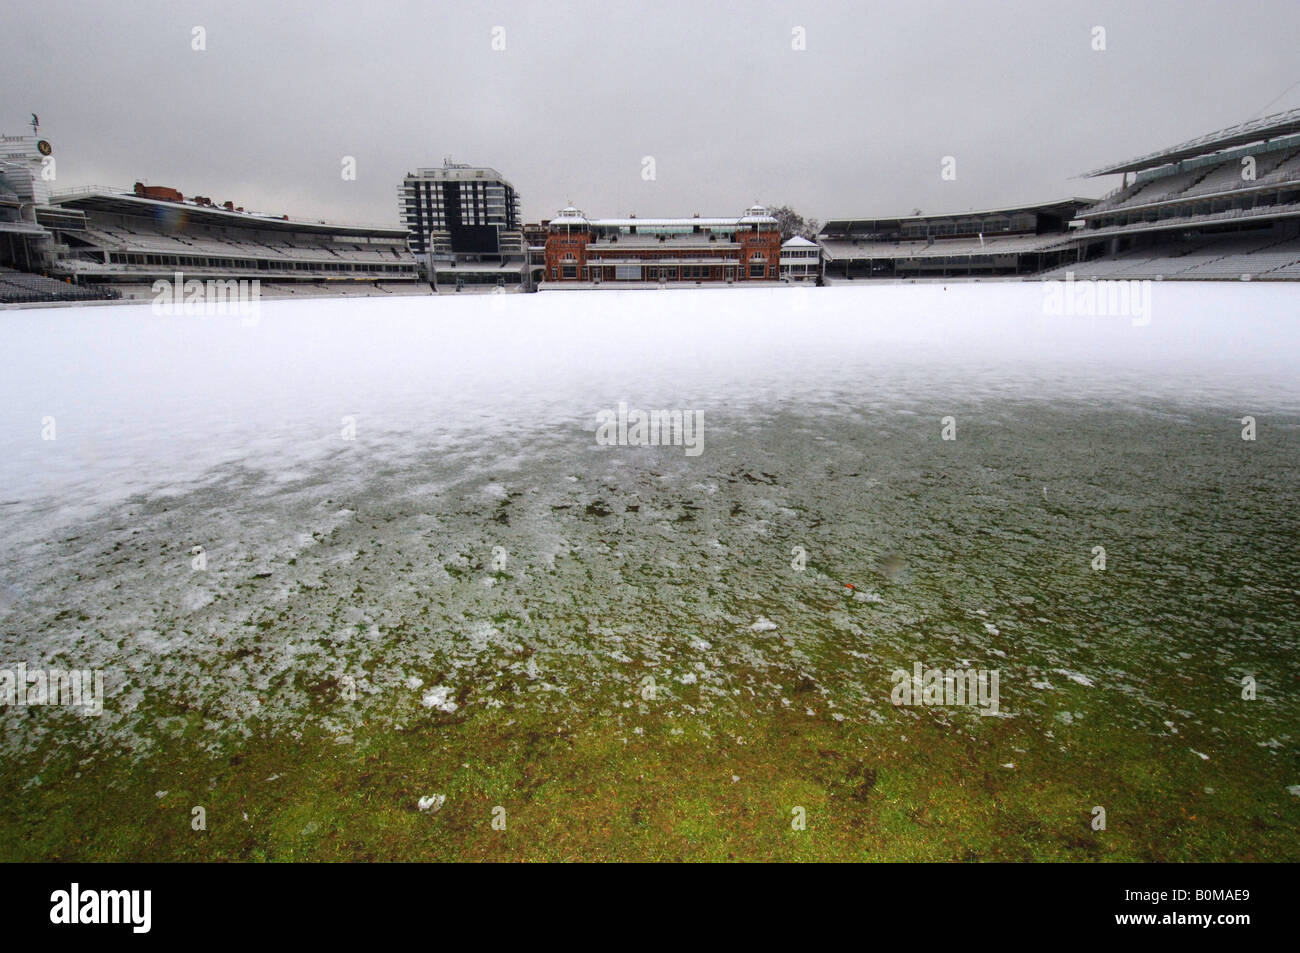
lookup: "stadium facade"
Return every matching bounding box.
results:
[9,107,1300,305]
[819,108,1300,282]
[47,187,422,299]
[398,160,530,291]
[817,201,1087,281]
[542,205,782,287]
[1,133,424,304]
[2,133,118,303]
[779,236,821,282]
[1039,107,1300,280]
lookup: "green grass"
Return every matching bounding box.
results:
[3,680,1294,861]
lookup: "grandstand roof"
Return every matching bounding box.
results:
[822,199,1091,233]
[1083,106,1300,176]
[552,206,776,230]
[49,188,407,238]
[592,217,739,228]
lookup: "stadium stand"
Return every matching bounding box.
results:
[0,265,118,304]
[818,202,1086,280]
[1038,233,1300,281]
[1054,108,1300,279]
[2,129,429,304]
[42,186,424,295]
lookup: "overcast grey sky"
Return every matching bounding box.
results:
[4,0,1299,226]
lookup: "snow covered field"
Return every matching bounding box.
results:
[3,282,1297,534]
[1,283,1297,860]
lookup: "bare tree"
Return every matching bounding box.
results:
[769,206,820,242]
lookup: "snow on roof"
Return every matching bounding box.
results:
[738,204,777,224]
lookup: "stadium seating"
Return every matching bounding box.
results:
[0,266,119,303]
[64,220,418,280]
[1178,160,1245,199]
[1036,233,1300,280]
[1083,146,1300,220]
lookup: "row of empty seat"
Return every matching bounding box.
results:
[821,232,1072,261]
[1088,149,1300,215]
[96,280,433,302]
[257,281,433,298]
[1078,199,1300,240]
[0,266,119,303]
[77,223,409,266]
[1035,234,1300,280]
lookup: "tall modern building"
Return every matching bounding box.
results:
[398,160,529,290]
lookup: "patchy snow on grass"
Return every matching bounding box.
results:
[0,285,1296,766]
[421,686,458,714]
